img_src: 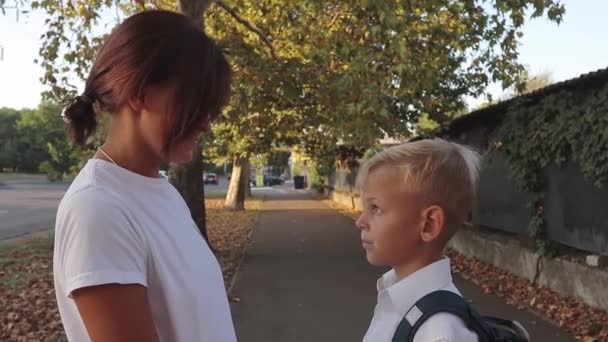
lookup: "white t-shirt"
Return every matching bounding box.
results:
[53,159,237,342]
[363,258,478,342]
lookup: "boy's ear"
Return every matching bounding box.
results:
[420,205,445,243]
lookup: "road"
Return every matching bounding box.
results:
[0,175,278,241]
[0,180,69,240]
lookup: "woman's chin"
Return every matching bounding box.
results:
[170,153,194,164]
[167,138,200,164]
[169,148,195,164]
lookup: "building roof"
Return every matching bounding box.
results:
[438,67,608,136]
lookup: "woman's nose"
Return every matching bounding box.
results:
[201,120,212,134]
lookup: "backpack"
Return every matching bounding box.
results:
[391,290,530,342]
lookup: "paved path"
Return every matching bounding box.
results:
[230,191,574,342]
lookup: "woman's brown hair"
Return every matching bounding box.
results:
[62,10,232,150]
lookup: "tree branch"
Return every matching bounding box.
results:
[135,0,146,11]
[214,0,279,61]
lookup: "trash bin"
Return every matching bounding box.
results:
[293,176,305,189]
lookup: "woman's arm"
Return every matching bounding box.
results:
[73,284,159,342]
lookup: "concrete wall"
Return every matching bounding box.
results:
[469,153,608,255]
[449,228,608,312]
[473,153,531,235]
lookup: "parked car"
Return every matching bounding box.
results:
[203,173,219,185]
[263,175,284,186]
[225,176,256,187]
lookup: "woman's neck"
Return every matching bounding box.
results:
[96,122,163,178]
[95,145,161,179]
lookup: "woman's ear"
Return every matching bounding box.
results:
[419,205,445,243]
[127,95,145,113]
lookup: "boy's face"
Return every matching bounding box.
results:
[356,166,427,268]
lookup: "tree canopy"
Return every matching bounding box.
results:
[2,0,566,205]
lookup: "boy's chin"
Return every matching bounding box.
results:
[365,253,388,267]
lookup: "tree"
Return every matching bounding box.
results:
[474,70,555,110]
[203,2,305,209]
[204,1,566,175]
[0,106,58,173]
[0,107,21,171]
[17,103,80,180]
[517,70,554,95]
[290,1,565,153]
[167,0,213,243]
[4,0,566,220]
[267,150,290,176]
[0,104,82,176]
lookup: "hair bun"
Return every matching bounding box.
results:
[62,94,97,146]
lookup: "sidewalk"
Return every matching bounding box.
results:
[229,191,574,342]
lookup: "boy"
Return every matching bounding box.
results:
[356,138,481,342]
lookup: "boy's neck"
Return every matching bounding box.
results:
[393,252,444,282]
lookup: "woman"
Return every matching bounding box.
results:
[53,10,235,342]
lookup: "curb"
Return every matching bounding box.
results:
[227,195,265,297]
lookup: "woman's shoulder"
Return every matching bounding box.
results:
[61,160,130,208]
[60,184,116,212]
[59,167,128,221]
[56,175,140,244]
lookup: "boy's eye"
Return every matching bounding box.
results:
[371,204,383,215]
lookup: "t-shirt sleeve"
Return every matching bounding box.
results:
[413,312,479,342]
[55,189,148,298]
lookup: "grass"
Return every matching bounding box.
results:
[0,173,48,182]
[204,191,228,199]
[0,231,54,291]
[204,191,264,200]
[0,172,74,184]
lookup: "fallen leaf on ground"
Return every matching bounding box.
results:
[0,198,260,341]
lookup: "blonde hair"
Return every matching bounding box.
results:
[357,138,481,238]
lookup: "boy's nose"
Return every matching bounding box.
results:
[355,215,367,230]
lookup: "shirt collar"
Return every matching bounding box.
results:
[376,257,453,317]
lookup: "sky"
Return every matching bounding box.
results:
[1,1,608,109]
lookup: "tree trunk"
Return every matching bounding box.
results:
[245,164,253,198]
[246,176,252,198]
[170,145,209,243]
[169,0,213,243]
[178,0,211,24]
[224,156,249,210]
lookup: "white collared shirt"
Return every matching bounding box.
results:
[363,258,479,342]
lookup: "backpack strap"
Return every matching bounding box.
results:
[391,290,490,342]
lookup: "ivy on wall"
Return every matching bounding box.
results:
[495,83,608,254]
